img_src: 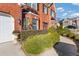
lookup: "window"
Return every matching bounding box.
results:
[32,19,38,30]
[43,5,48,14]
[23,18,29,30]
[50,9,54,17]
[31,3,37,10]
[27,3,37,10]
[26,3,31,6]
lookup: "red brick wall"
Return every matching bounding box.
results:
[0,3,21,31]
[0,3,56,31]
[38,3,54,30]
[24,3,56,30]
[17,3,56,31]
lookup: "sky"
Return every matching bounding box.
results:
[55,3,79,20]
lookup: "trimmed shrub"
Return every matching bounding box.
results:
[48,27,60,44]
[22,27,60,55]
[22,34,47,54]
[20,30,47,41]
[74,34,79,40]
[57,26,71,37]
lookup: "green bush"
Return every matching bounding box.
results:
[74,34,79,40]
[56,25,63,35]
[62,28,70,36]
[22,34,47,54]
[48,27,56,33]
[20,30,47,41]
[48,27,60,44]
[68,32,75,38]
[57,26,70,37]
[22,27,60,55]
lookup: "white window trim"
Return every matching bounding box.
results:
[31,3,37,11]
[50,10,54,17]
[32,19,38,30]
[28,11,38,16]
[44,5,48,14]
[36,20,38,30]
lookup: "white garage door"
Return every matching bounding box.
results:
[0,12,14,43]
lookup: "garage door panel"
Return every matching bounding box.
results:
[0,13,14,43]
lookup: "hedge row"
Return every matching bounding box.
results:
[20,30,47,41]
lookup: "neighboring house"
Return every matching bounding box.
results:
[62,18,79,29]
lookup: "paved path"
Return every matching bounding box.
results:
[60,36,76,45]
[0,41,25,56]
[0,36,78,56]
[54,36,78,56]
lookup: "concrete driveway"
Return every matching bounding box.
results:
[0,41,25,56]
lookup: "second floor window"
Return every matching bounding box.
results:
[26,3,38,11]
[31,3,37,11]
[43,5,48,14]
[26,3,31,6]
[50,9,54,17]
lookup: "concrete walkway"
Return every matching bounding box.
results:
[0,36,78,56]
[54,36,78,56]
[60,36,76,45]
[0,41,25,56]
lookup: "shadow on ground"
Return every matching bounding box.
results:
[74,40,79,55]
[54,42,78,56]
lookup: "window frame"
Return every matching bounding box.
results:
[32,19,38,30]
[26,3,31,7]
[31,3,37,11]
[50,9,54,17]
[23,17,30,30]
[43,4,48,14]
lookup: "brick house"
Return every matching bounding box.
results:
[21,3,56,30]
[0,3,21,32]
[0,3,22,43]
[0,3,56,31]
[0,3,56,43]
